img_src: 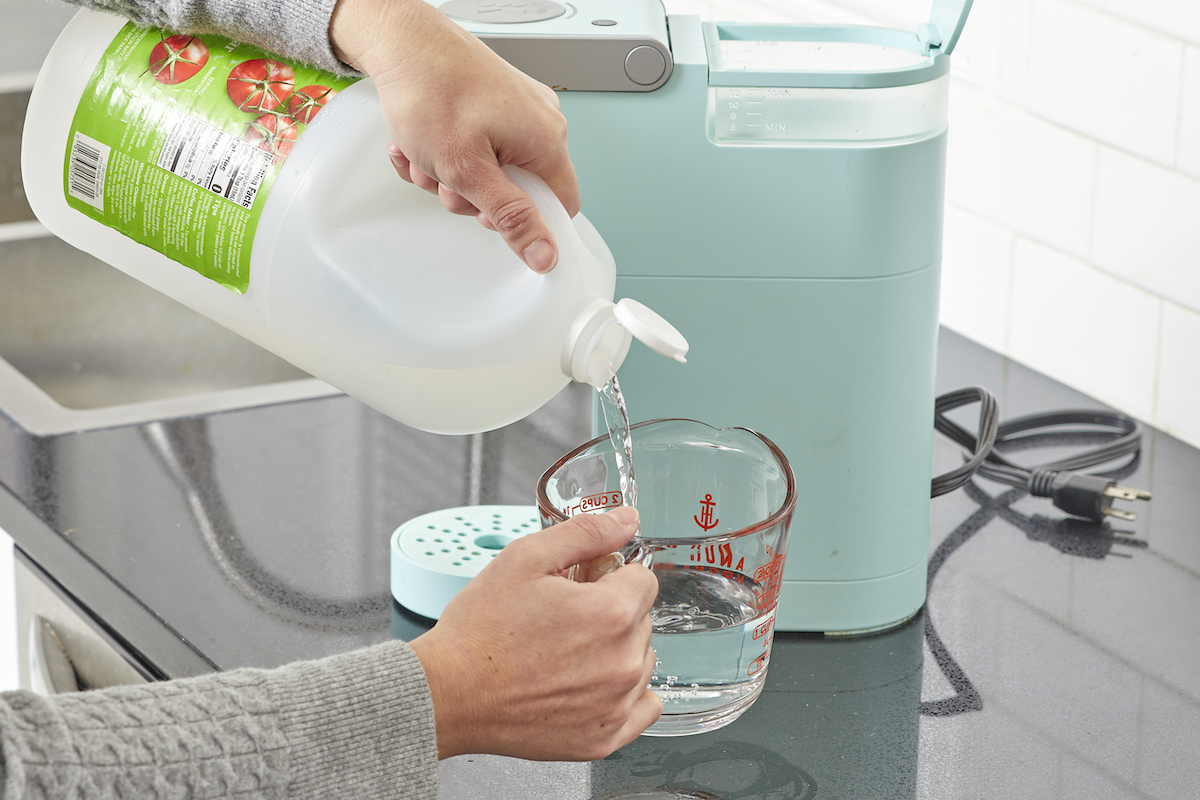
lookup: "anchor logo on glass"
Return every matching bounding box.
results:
[694,493,719,531]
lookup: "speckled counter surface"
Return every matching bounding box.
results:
[3,329,1198,799]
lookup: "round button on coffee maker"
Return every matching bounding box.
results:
[624,45,667,86]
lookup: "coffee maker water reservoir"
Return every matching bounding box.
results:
[443,0,974,633]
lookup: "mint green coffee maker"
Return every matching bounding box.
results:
[439,0,974,633]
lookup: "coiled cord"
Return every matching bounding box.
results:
[931,387,1150,519]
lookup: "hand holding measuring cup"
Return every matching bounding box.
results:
[408,507,661,761]
[538,419,797,736]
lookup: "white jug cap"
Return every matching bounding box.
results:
[614,298,689,364]
[563,299,688,387]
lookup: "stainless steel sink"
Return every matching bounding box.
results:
[0,228,338,435]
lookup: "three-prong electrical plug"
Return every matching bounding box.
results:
[1028,471,1152,522]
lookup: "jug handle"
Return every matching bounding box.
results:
[500,164,588,258]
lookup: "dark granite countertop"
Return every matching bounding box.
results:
[3,329,1197,799]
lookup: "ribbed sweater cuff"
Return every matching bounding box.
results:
[269,640,439,800]
[84,0,355,74]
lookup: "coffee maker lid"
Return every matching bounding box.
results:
[926,0,975,56]
[705,0,974,90]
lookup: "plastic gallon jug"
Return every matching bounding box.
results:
[22,9,687,434]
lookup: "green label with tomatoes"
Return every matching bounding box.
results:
[65,24,360,293]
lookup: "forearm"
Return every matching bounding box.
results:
[328,0,479,82]
[0,640,437,800]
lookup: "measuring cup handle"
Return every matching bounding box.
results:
[619,538,654,569]
[567,538,653,582]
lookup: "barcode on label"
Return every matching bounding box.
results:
[68,132,110,211]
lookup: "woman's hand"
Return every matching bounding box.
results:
[329,0,579,273]
[409,507,661,761]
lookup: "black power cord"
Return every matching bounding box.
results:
[921,389,1152,716]
[930,386,1152,520]
[930,387,999,497]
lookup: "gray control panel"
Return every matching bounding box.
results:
[436,0,673,92]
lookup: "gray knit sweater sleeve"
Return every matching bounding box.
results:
[0,640,439,800]
[61,0,353,74]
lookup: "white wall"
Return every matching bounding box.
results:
[665,0,1200,448]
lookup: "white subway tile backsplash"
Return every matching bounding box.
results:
[1179,47,1200,180]
[1093,148,1200,314]
[947,85,1095,258]
[1108,0,1200,50]
[978,0,1034,104]
[940,206,1014,352]
[932,0,1034,102]
[1028,0,1183,167]
[1157,302,1200,445]
[1009,241,1160,421]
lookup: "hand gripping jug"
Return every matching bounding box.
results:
[21,9,687,435]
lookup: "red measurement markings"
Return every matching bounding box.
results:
[748,612,777,676]
[574,491,624,514]
[753,553,786,611]
[689,542,745,572]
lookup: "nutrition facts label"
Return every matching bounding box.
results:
[156,112,272,210]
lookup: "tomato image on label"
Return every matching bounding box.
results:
[245,114,299,163]
[65,20,362,294]
[288,85,338,123]
[227,59,295,113]
[148,34,209,84]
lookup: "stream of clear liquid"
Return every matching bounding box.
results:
[597,375,636,509]
[597,375,643,563]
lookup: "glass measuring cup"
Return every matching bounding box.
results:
[536,419,797,736]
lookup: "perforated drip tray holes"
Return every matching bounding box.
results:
[390,505,540,619]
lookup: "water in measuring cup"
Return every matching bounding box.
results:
[597,375,637,508]
[648,566,776,727]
